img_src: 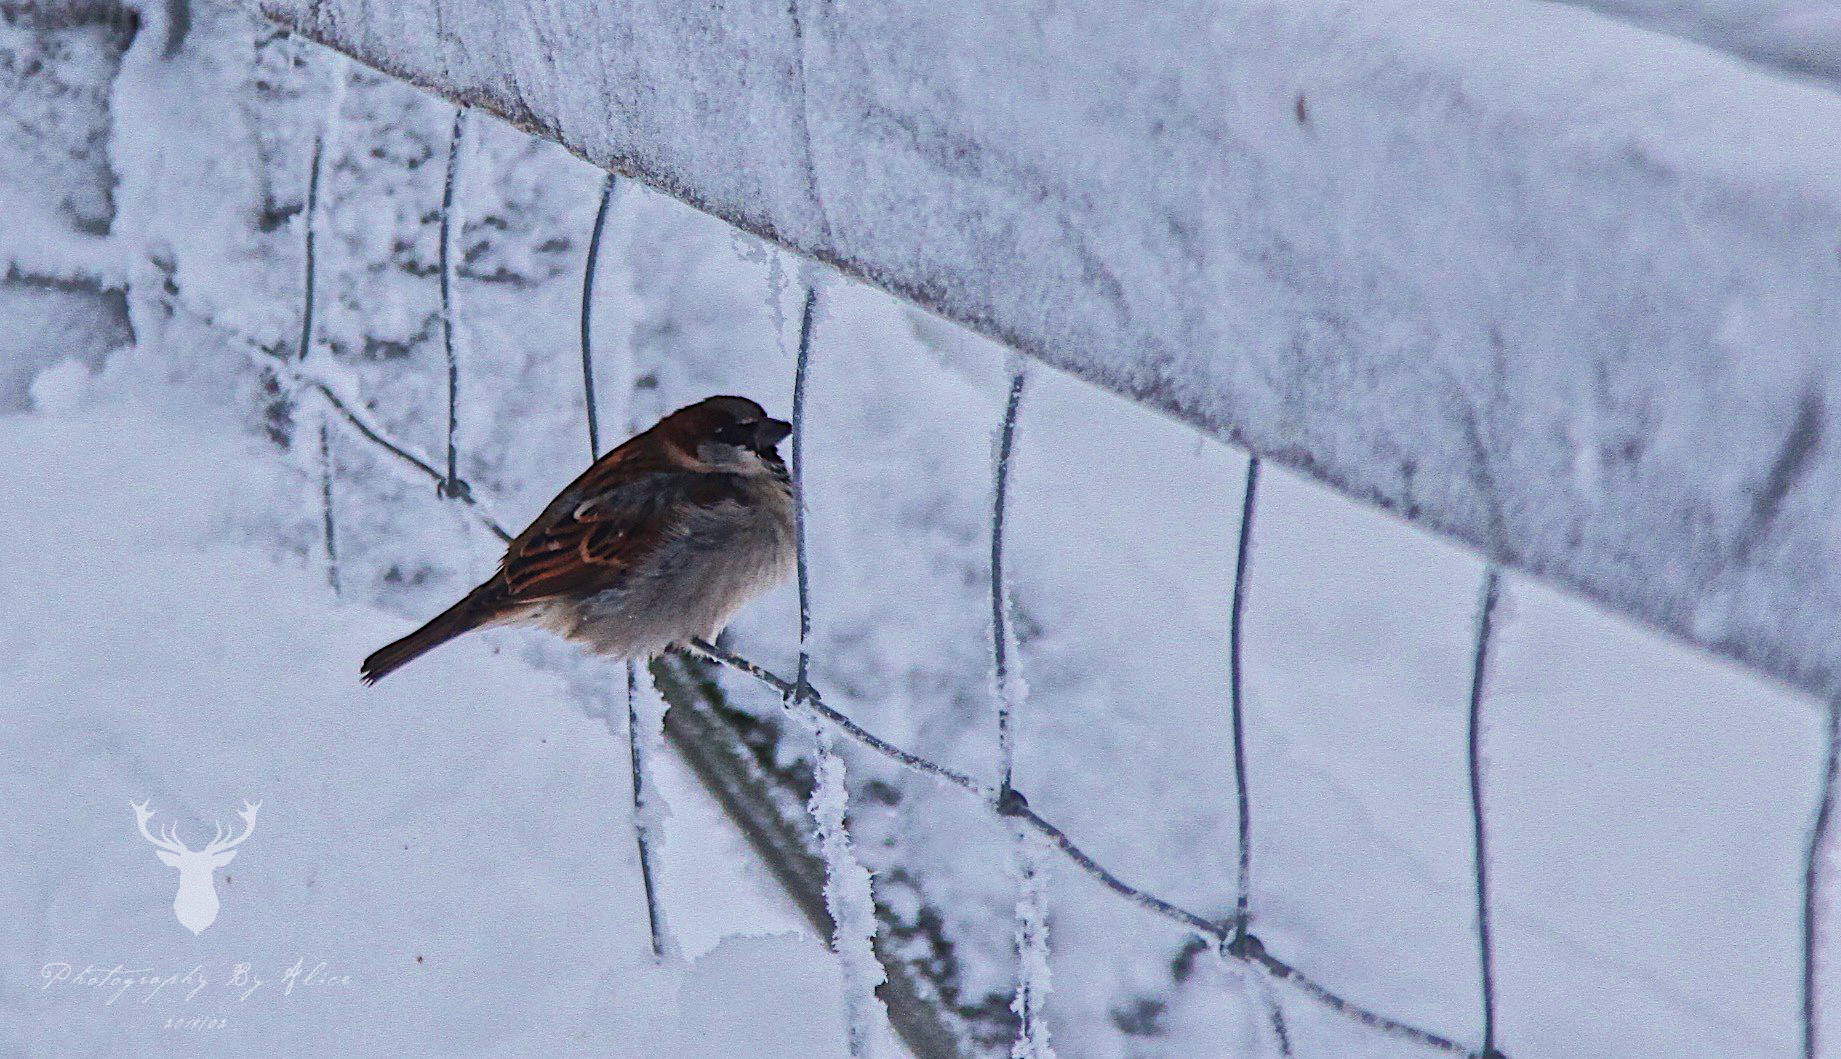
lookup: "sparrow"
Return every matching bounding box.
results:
[361,395,796,684]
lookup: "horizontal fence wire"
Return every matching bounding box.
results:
[686,637,1481,1057]
[276,363,515,542]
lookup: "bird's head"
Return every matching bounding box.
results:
[660,395,793,473]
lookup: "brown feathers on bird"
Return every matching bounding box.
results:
[361,395,795,684]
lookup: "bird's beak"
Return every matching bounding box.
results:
[755,418,793,449]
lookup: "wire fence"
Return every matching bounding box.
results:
[990,360,1052,1058]
[1467,570,1504,1059]
[574,166,670,964]
[787,279,888,1056]
[1224,456,1288,1055]
[297,55,346,598]
[257,45,1841,1059]
[435,104,472,503]
[1809,699,1841,1059]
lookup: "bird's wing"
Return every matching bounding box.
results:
[499,452,735,601]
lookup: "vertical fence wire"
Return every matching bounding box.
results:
[436,105,471,500]
[1223,455,1289,1054]
[1253,974,1293,1056]
[627,660,668,960]
[1010,832,1053,1059]
[297,135,325,372]
[807,718,885,1057]
[1806,695,1841,1059]
[991,362,1053,1058]
[298,55,347,596]
[788,280,886,1056]
[1467,567,1504,1058]
[1228,455,1260,941]
[316,421,341,595]
[792,284,818,699]
[992,365,1026,796]
[575,170,668,961]
[579,172,617,459]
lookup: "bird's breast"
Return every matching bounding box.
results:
[561,476,796,658]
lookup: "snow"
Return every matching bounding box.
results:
[0,188,125,289]
[29,357,97,415]
[7,2,1840,1055]
[676,933,851,1059]
[0,6,134,408]
[1550,0,1841,86]
[806,722,893,1056]
[1008,833,1053,1059]
[0,403,863,1055]
[629,660,678,960]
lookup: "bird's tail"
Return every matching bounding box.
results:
[361,585,501,685]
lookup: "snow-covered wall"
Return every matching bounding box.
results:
[1553,0,1841,85]
[243,0,1841,702]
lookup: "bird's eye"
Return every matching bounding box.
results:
[714,420,753,445]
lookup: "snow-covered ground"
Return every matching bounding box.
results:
[4,2,1837,1056]
[0,401,881,1057]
